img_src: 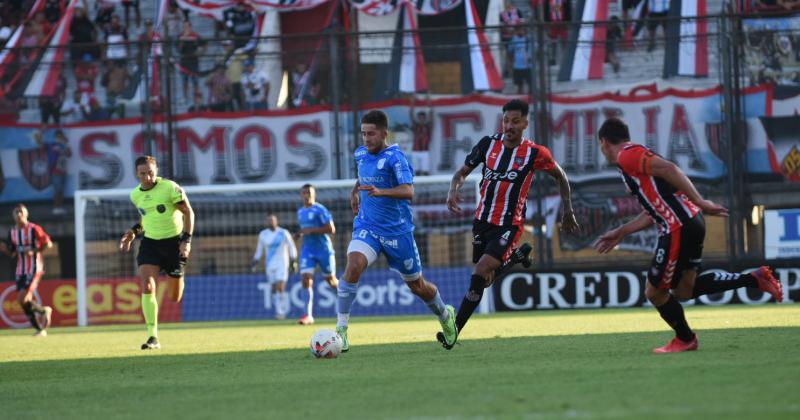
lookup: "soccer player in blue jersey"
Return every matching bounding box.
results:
[335,110,458,352]
[296,184,339,325]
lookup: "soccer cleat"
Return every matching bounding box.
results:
[336,326,349,353]
[298,315,315,325]
[275,313,286,321]
[437,305,458,350]
[33,329,47,337]
[40,306,53,330]
[141,336,160,350]
[511,243,533,268]
[653,335,698,353]
[752,266,783,302]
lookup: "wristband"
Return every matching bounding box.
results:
[179,232,192,243]
[130,223,143,236]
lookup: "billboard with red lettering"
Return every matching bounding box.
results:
[0,278,181,328]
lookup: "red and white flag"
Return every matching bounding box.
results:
[557,0,609,81]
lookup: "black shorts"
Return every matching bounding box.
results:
[16,272,42,291]
[648,214,705,290]
[513,69,531,86]
[137,236,187,278]
[472,220,522,264]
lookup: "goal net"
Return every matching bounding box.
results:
[74,175,483,327]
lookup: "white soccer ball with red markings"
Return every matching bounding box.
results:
[310,329,343,359]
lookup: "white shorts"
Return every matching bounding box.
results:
[265,265,288,284]
[412,151,430,174]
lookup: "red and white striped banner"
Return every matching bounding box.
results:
[399,2,428,92]
[464,0,503,91]
[23,0,77,97]
[558,0,609,81]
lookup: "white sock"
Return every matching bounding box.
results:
[306,287,314,318]
[337,313,350,328]
[280,292,290,316]
[272,293,282,316]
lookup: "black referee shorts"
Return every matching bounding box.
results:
[137,236,187,278]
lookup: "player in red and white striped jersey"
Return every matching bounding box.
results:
[595,117,784,353]
[444,99,579,346]
[0,204,53,336]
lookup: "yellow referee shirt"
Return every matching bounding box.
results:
[130,177,186,240]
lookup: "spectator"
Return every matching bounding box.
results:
[165,0,185,39]
[0,89,19,122]
[223,40,246,110]
[508,26,532,94]
[545,0,571,65]
[290,62,311,108]
[606,16,623,73]
[499,0,524,77]
[48,129,72,215]
[121,0,140,29]
[84,98,110,121]
[43,0,62,25]
[647,0,670,52]
[39,71,67,126]
[33,11,51,36]
[224,1,255,50]
[187,90,207,112]
[19,20,43,64]
[178,20,205,101]
[241,59,269,110]
[206,65,233,112]
[70,6,99,62]
[104,13,128,64]
[60,90,84,124]
[409,95,433,176]
[95,0,115,33]
[74,53,99,99]
[101,60,129,118]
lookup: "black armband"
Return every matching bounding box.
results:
[179,232,192,243]
[130,223,143,236]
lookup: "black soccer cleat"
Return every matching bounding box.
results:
[436,331,456,350]
[141,336,161,350]
[512,243,533,268]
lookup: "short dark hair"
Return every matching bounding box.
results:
[135,155,158,167]
[361,110,389,130]
[301,183,314,190]
[597,118,630,145]
[502,99,529,116]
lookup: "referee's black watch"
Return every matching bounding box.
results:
[179,232,192,243]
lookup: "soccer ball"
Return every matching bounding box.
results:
[310,329,343,359]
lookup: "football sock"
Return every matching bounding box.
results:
[692,271,757,298]
[141,293,158,338]
[22,302,41,330]
[425,290,448,322]
[455,274,486,332]
[304,286,314,317]
[280,292,290,316]
[337,280,359,328]
[655,295,694,342]
[272,293,282,315]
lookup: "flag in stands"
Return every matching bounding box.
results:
[23,0,77,98]
[558,0,610,82]
[463,0,503,92]
[373,2,428,98]
[663,0,708,78]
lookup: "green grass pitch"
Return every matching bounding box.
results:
[2,305,799,419]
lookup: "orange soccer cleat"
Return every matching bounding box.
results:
[653,335,699,354]
[752,266,784,302]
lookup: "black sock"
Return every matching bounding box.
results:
[455,275,486,332]
[692,271,757,298]
[22,302,41,330]
[655,295,694,342]
[28,301,45,314]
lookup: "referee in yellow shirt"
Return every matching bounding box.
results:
[119,155,194,350]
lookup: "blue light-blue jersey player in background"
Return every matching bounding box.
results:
[335,109,458,352]
[297,183,339,325]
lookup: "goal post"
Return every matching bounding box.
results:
[74,175,483,327]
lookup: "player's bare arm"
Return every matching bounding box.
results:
[544,163,579,233]
[649,155,729,217]
[119,219,142,252]
[176,198,195,258]
[447,165,474,213]
[350,180,360,214]
[594,210,653,254]
[358,183,414,200]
